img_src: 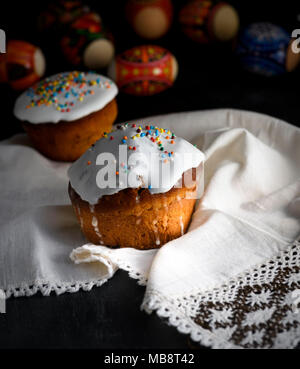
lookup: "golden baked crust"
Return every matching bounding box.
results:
[68,179,197,250]
[22,99,118,162]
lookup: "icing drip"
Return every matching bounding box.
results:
[91,216,103,244]
[92,216,98,228]
[178,196,184,236]
[153,219,160,246]
[179,216,184,236]
[76,205,84,228]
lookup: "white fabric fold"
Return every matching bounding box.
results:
[70,245,157,285]
[0,109,299,304]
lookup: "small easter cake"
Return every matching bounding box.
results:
[13,71,118,161]
[68,123,205,249]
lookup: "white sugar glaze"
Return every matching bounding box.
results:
[14,71,118,124]
[68,123,205,205]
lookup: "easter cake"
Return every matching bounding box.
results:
[13,71,118,161]
[68,123,204,249]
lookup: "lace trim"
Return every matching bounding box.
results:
[3,256,148,299]
[110,259,148,286]
[142,240,300,349]
[3,240,300,348]
[3,278,109,299]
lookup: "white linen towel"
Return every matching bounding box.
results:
[0,109,299,348]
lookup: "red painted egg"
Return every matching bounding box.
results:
[179,0,239,43]
[126,0,173,39]
[0,40,46,90]
[61,12,115,69]
[108,45,178,96]
[38,0,90,33]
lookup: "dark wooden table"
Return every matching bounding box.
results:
[0,0,299,349]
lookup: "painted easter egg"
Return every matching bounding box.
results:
[179,0,239,43]
[236,22,300,76]
[38,0,90,34]
[108,45,178,96]
[0,40,46,90]
[126,0,173,39]
[61,12,115,69]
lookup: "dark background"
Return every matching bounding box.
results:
[0,0,300,349]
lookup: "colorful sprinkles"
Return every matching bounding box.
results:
[99,123,176,166]
[25,71,112,112]
[86,123,180,190]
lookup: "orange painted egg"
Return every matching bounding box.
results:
[126,0,173,39]
[108,45,178,96]
[0,40,46,90]
[179,0,239,43]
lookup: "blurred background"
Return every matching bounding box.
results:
[1,0,300,141]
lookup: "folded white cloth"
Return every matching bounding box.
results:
[0,109,299,348]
